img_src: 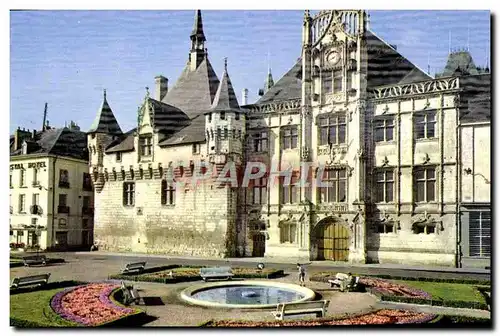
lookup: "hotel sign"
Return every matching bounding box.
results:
[10,162,47,170]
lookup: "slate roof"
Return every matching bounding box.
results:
[10,127,89,161]
[458,74,491,123]
[105,128,136,153]
[255,59,302,105]
[437,51,480,78]
[88,91,123,135]
[207,62,240,113]
[147,98,191,134]
[365,30,432,87]
[254,29,432,106]
[158,114,206,146]
[162,58,220,118]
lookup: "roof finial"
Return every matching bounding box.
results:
[103,89,107,101]
[448,30,452,53]
[145,86,150,97]
[304,10,310,19]
[467,21,470,51]
[224,57,228,71]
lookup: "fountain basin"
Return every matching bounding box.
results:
[180,280,316,309]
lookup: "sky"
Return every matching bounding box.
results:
[10,10,490,134]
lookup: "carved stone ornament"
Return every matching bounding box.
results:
[423,99,431,109]
[422,153,430,164]
[412,211,443,233]
[371,77,459,100]
[382,156,389,166]
[279,210,294,222]
[301,146,311,161]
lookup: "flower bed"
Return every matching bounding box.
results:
[50,282,141,326]
[360,277,431,299]
[202,309,435,327]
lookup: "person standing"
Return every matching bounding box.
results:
[297,263,306,286]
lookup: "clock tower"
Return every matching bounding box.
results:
[302,10,369,264]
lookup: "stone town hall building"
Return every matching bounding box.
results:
[88,10,490,267]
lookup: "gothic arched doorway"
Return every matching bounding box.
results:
[315,218,350,261]
[252,233,266,257]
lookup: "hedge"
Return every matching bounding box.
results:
[366,287,490,310]
[310,273,490,286]
[108,265,284,284]
[432,315,491,326]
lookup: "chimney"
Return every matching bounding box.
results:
[14,127,32,151]
[242,89,248,105]
[155,75,168,101]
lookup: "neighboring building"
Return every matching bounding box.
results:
[89,10,490,267]
[9,122,94,250]
[457,74,491,269]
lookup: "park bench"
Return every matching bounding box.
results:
[23,255,47,267]
[199,266,233,282]
[328,274,360,292]
[272,300,330,320]
[10,273,51,289]
[121,261,146,274]
[120,281,142,306]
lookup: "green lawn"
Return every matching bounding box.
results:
[10,288,79,327]
[395,280,487,304]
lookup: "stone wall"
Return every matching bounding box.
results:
[94,178,236,257]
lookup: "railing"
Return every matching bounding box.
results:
[82,207,94,216]
[316,203,348,213]
[59,181,70,188]
[30,205,43,215]
[57,205,70,214]
[82,183,93,192]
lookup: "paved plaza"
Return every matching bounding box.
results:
[9,252,490,326]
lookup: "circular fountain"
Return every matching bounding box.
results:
[180,280,316,309]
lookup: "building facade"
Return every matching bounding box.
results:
[10,124,94,250]
[89,10,490,267]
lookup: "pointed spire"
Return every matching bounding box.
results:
[190,10,206,43]
[189,10,207,71]
[88,90,123,135]
[209,58,240,112]
[264,67,274,94]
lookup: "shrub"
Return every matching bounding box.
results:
[310,272,490,286]
[108,265,284,284]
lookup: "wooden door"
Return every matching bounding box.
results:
[317,222,349,261]
[252,234,266,257]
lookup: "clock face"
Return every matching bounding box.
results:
[326,51,341,65]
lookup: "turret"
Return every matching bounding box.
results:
[205,58,245,156]
[87,90,123,192]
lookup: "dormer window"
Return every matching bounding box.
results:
[220,112,226,120]
[116,152,122,162]
[235,112,240,121]
[139,135,153,157]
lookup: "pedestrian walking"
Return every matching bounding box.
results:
[297,263,306,286]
